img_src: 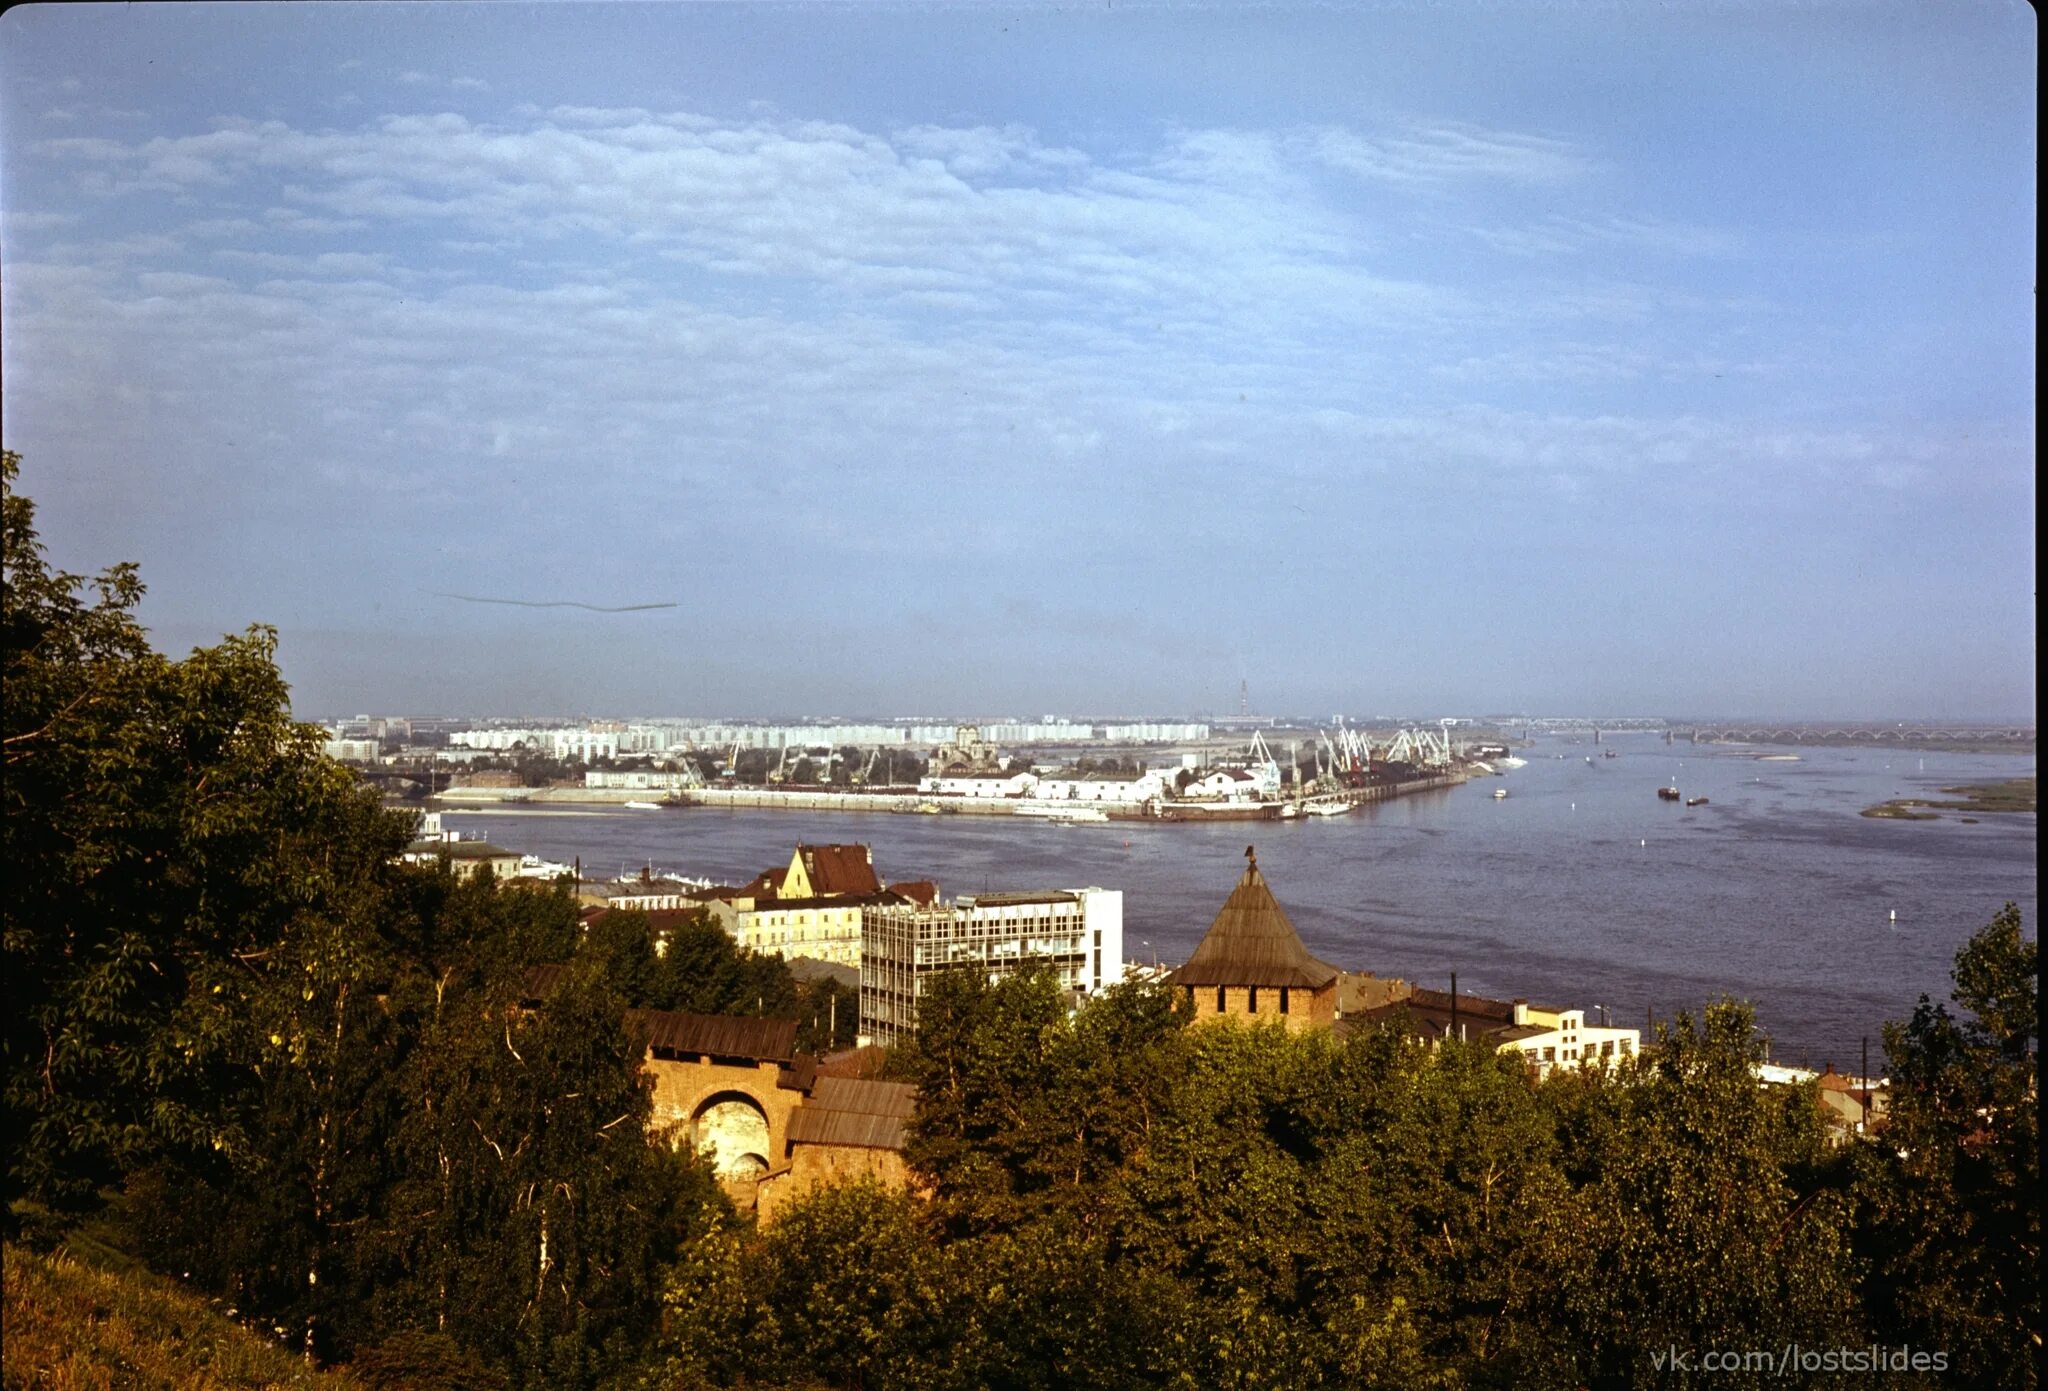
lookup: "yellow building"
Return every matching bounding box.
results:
[707,894,871,968]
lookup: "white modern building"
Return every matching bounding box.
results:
[1494,1007,1640,1081]
[859,887,1124,1046]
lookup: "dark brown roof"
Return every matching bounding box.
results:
[815,1044,893,1080]
[1406,988,1515,1022]
[1345,1001,1520,1043]
[785,957,859,990]
[787,1076,918,1151]
[795,843,882,897]
[1167,848,1339,991]
[625,1009,796,1064]
[888,879,940,906]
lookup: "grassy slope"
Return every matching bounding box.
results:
[2,1243,366,1391]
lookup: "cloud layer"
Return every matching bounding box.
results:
[3,95,2033,716]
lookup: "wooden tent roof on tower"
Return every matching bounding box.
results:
[1168,847,1340,990]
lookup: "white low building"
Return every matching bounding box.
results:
[1183,767,1274,801]
[1031,771,1169,804]
[1494,1008,1640,1081]
[919,770,1039,798]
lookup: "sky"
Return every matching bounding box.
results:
[1,1,2035,722]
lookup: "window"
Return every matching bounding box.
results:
[1279,987,1290,1015]
[1216,987,1226,1013]
[1620,1039,1633,1055]
[1248,987,1259,1012]
[1542,1046,1555,1061]
[1601,1040,1614,1057]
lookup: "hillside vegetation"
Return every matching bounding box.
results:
[3,1243,364,1391]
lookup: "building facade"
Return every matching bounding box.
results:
[859,887,1124,1046]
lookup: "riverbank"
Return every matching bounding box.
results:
[432,773,1468,821]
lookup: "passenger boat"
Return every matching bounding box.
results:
[623,800,663,811]
[1493,787,1509,799]
[1686,796,1710,807]
[1657,786,1682,801]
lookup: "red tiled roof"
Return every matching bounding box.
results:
[888,880,940,906]
[795,843,883,896]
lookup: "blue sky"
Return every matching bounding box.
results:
[1,2,2034,720]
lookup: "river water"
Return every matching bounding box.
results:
[440,739,2035,1067]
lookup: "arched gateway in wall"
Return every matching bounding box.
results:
[627,1009,807,1181]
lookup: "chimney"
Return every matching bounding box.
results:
[1512,997,1528,1027]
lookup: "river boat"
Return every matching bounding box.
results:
[1657,787,1682,801]
[623,800,663,811]
[1687,796,1710,807]
[1493,787,1509,799]
[1305,801,1350,817]
[1603,750,1618,759]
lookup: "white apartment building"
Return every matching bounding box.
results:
[859,888,1124,1046]
[1495,1007,1640,1081]
[1100,722,1211,742]
[323,738,381,763]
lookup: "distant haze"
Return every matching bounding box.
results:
[2,4,2034,721]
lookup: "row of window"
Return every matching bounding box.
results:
[1536,1038,1633,1063]
[1188,985,1293,1016]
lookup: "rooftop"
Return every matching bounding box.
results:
[1167,848,1340,991]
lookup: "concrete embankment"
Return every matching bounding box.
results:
[433,772,1468,818]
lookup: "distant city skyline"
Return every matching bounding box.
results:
[2,3,2034,720]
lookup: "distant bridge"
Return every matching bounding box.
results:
[1683,725,2033,746]
[358,767,457,796]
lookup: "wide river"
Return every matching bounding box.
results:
[441,739,2035,1067]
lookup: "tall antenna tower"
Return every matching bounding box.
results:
[1240,678,1249,716]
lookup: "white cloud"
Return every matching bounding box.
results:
[1313,120,1591,185]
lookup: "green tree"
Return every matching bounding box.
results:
[1533,1002,1861,1389]
[4,450,413,1219]
[1853,904,2039,1389]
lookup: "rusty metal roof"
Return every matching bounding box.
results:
[795,843,883,897]
[1167,847,1340,991]
[624,1009,797,1064]
[787,1076,918,1151]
